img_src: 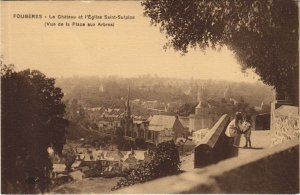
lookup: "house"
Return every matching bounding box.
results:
[75,147,102,161]
[134,150,146,161]
[104,150,124,162]
[121,150,146,163]
[147,115,187,144]
[52,163,66,178]
[122,154,139,171]
[178,116,190,132]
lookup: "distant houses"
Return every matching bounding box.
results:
[119,88,188,144]
[83,84,225,145]
[49,146,151,185]
[73,147,149,174]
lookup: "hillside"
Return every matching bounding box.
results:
[56,76,275,108]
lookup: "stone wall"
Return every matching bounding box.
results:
[271,104,299,146]
[116,140,299,194]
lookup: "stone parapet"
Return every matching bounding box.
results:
[116,140,299,194]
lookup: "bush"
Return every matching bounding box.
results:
[112,140,180,190]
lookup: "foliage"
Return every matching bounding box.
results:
[112,141,180,190]
[64,99,114,148]
[176,102,197,116]
[135,138,147,150]
[61,147,76,172]
[113,127,126,150]
[153,140,181,176]
[1,63,68,193]
[142,0,298,104]
[65,99,86,123]
[84,163,103,178]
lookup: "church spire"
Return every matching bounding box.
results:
[125,85,131,118]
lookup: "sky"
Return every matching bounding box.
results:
[1,1,260,82]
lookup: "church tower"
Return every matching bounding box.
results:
[189,83,215,132]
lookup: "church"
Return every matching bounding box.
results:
[188,84,217,133]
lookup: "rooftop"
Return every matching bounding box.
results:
[148,115,178,131]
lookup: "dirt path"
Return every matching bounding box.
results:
[237,130,272,158]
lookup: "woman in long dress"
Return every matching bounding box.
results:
[225,112,243,138]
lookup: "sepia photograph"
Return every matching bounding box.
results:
[1,0,299,194]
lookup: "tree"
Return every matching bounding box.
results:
[135,137,147,150]
[153,140,181,177]
[176,102,197,116]
[1,63,68,193]
[112,140,180,190]
[142,0,299,105]
[62,147,76,172]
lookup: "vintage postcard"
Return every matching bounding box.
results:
[1,0,299,194]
